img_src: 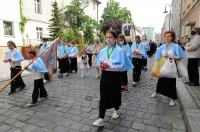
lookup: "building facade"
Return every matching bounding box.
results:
[0,0,101,46]
[141,27,155,41]
[0,0,22,45]
[171,0,182,40]
[181,0,200,37]
[154,33,161,45]
[161,14,170,41]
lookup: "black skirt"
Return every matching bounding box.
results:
[58,58,69,74]
[100,70,121,109]
[10,66,25,92]
[121,71,128,86]
[69,57,78,71]
[156,77,177,100]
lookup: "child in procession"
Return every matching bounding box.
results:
[25,50,48,107]
[80,49,89,78]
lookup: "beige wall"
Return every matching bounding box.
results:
[181,0,200,37]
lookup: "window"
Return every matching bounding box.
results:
[3,21,14,36]
[34,0,41,13]
[36,27,43,39]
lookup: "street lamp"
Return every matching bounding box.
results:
[163,4,172,30]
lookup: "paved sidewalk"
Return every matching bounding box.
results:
[0,57,186,132]
[176,59,200,132]
[0,60,31,82]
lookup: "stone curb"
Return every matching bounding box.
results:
[177,78,200,132]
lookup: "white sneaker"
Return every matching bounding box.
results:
[151,92,157,98]
[112,110,120,119]
[43,80,47,84]
[93,118,104,127]
[169,100,176,106]
[96,75,100,79]
[81,75,83,78]
[132,82,137,86]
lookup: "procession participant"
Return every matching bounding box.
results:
[69,42,79,73]
[93,30,133,127]
[26,50,48,106]
[151,31,185,106]
[57,40,70,77]
[141,35,150,70]
[39,38,50,82]
[131,35,147,86]
[3,41,26,95]
[117,34,132,91]
[80,49,89,78]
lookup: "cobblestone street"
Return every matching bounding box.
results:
[0,58,186,132]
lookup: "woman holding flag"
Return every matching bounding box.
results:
[3,41,26,95]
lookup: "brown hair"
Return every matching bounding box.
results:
[135,35,141,43]
[164,31,176,42]
[194,27,200,35]
[118,34,127,45]
[106,30,118,39]
[28,49,37,57]
[7,40,17,48]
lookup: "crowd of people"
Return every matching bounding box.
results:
[2,28,200,127]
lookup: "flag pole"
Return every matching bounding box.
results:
[0,39,58,93]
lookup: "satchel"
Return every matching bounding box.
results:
[160,58,177,78]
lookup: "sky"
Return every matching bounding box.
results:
[98,0,172,33]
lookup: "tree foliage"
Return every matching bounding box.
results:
[101,0,132,22]
[64,0,100,43]
[49,1,63,39]
[101,0,132,35]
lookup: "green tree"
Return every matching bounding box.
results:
[64,0,88,30]
[101,0,132,22]
[49,1,63,39]
[19,0,28,45]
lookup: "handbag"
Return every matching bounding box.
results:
[160,58,177,78]
[151,57,167,77]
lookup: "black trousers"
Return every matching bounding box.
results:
[32,79,48,103]
[58,57,69,74]
[99,71,121,119]
[69,57,78,72]
[142,58,147,67]
[121,71,128,86]
[132,58,143,82]
[187,58,199,84]
[10,66,25,92]
[87,53,93,67]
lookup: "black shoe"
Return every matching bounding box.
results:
[75,70,77,73]
[188,82,200,86]
[8,91,16,96]
[41,95,48,101]
[185,82,191,84]
[20,85,26,90]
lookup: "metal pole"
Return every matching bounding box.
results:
[169,6,171,30]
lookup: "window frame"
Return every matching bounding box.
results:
[3,21,14,37]
[34,0,41,13]
[36,27,43,40]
